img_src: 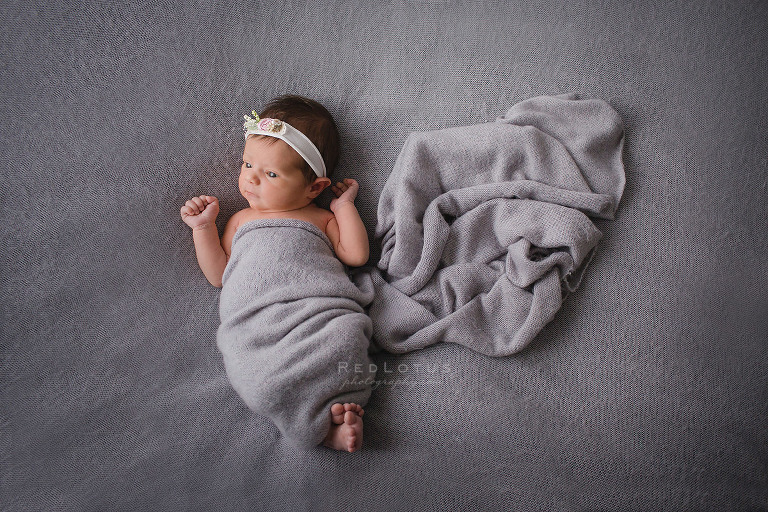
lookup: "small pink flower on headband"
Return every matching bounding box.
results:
[257,118,287,135]
[242,112,287,136]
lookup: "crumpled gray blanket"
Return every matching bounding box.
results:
[216,218,376,448]
[352,93,625,356]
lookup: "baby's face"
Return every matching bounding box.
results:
[239,137,314,212]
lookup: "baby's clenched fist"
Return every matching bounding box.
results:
[180,195,219,229]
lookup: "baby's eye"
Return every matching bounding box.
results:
[266,171,278,178]
[244,162,252,169]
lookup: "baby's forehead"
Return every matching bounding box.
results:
[244,135,281,152]
[244,137,288,158]
[243,136,306,170]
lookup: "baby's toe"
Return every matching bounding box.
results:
[345,403,364,416]
[343,411,360,425]
[330,403,345,424]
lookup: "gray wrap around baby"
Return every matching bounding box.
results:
[217,218,375,448]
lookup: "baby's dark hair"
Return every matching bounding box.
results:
[250,94,340,183]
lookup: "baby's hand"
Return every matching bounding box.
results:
[330,179,359,212]
[180,195,219,229]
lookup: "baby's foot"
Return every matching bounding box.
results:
[323,402,364,452]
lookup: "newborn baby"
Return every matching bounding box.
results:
[180,95,372,452]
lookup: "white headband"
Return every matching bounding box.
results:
[243,112,327,178]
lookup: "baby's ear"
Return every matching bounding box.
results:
[308,177,331,198]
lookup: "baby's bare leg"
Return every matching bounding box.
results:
[323,403,364,452]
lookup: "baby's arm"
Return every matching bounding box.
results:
[180,195,239,288]
[327,179,370,267]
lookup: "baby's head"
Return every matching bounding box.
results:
[248,95,340,184]
[240,95,340,212]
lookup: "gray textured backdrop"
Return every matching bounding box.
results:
[2,1,767,511]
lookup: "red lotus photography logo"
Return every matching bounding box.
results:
[338,361,453,389]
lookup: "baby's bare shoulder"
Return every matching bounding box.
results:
[312,207,336,233]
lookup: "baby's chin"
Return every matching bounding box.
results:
[243,197,276,213]
[241,191,259,206]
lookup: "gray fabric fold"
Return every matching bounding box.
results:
[353,93,626,356]
[216,218,375,448]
